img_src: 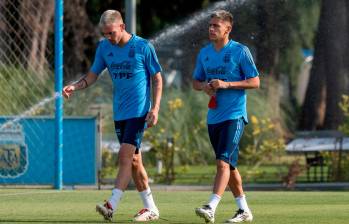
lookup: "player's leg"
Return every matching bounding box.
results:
[213,159,231,196]
[132,152,148,191]
[195,159,230,223]
[132,152,159,221]
[115,143,137,189]
[195,122,223,223]
[225,168,253,223]
[228,168,243,197]
[96,119,136,221]
[96,120,125,221]
[96,143,135,221]
[115,115,147,193]
[225,119,253,223]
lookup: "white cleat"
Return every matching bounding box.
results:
[225,209,253,223]
[133,208,160,222]
[195,205,215,223]
[96,201,113,221]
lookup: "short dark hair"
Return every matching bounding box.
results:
[210,10,233,25]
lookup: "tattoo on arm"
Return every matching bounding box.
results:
[152,74,162,110]
[75,77,88,89]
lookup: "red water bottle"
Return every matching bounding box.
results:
[208,95,217,109]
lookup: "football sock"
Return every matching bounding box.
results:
[207,193,221,213]
[235,194,250,212]
[108,188,123,211]
[139,188,158,213]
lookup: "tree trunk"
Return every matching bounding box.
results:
[299,0,349,130]
[298,15,327,130]
[255,0,280,79]
[64,0,97,78]
[20,0,54,79]
[323,0,349,129]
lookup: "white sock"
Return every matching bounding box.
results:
[139,188,158,213]
[235,194,250,212]
[108,188,123,211]
[207,194,221,213]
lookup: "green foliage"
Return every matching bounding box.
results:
[241,114,285,180]
[63,73,115,134]
[313,95,349,182]
[145,88,212,163]
[279,0,321,96]
[334,95,349,181]
[144,88,212,183]
[142,85,290,183]
[0,65,54,115]
[338,95,349,135]
[100,148,118,178]
[234,0,320,119]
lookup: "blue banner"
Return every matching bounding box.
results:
[0,117,97,185]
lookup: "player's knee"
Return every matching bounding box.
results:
[216,160,230,171]
[230,165,236,170]
[132,156,140,168]
[118,152,133,167]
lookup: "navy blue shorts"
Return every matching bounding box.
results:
[208,118,245,169]
[114,114,147,154]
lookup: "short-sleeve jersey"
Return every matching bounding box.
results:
[193,40,259,124]
[90,35,162,121]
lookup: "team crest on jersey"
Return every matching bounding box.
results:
[128,46,135,58]
[223,52,232,63]
[0,123,28,178]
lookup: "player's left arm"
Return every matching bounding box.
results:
[209,76,260,90]
[146,72,162,127]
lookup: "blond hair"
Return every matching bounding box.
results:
[99,10,123,27]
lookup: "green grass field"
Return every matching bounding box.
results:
[0,189,348,224]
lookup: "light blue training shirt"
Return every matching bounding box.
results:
[193,40,259,124]
[90,34,162,121]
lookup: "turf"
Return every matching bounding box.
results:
[0,189,348,223]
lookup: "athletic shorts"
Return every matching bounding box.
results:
[207,118,245,169]
[114,114,147,154]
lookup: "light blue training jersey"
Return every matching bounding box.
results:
[90,34,162,121]
[193,40,259,124]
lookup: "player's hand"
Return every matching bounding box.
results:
[62,85,76,99]
[209,79,228,90]
[146,108,159,128]
[202,83,215,96]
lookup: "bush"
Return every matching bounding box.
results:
[144,88,212,183]
[240,114,285,180]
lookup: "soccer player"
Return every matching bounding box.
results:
[62,10,162,222]
[192,10,260,223]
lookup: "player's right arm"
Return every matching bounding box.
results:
[192,80,215,96]
[63,40,106,99]
[192,50,215,96]
[62,72,98,99]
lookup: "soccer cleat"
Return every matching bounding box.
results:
[96,201,113,221]
[195,205,215,223]
[133,208,159,222]
[225,209,253,223]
